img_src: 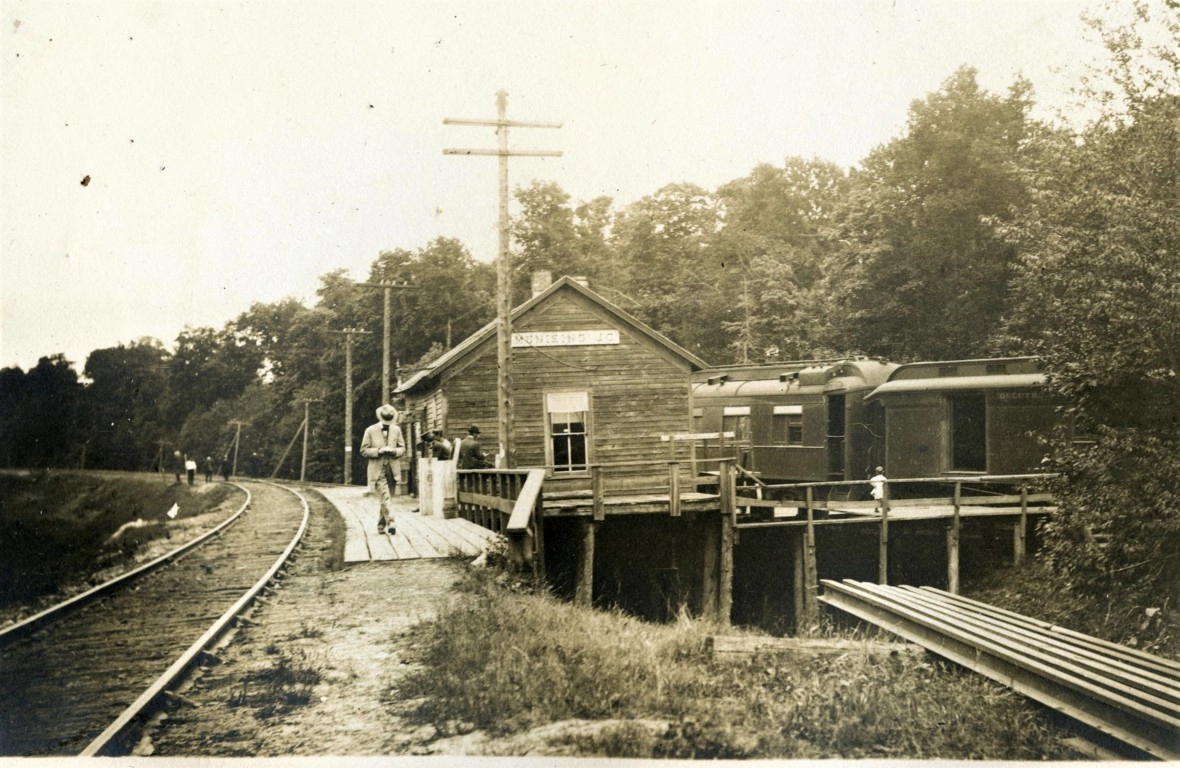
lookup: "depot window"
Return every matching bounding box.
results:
[772,404,804,445]
[547,392,589,473]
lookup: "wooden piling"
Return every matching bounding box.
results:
[575,518,596,607]
[592,466,605,522]
[718,460,735,627]
[878,481,890,585]
[947,480,961,594]
[1014,484,1028,565]
[802,485,819,631]
[793,530,805,634]
[668,461,681,517]
[702,512,719,621]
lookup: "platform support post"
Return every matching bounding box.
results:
[1014,484,1029,565]
[702,512,719,620]
[592,465,605,522]
[793,530,805,634]
[668,461,681,517]
[575,518,596,607]
[718,459,735,627]
[801,485,819,632]
[947,480,962,594]
[878,481,890,585]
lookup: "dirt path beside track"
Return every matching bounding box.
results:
[141,490,468,757]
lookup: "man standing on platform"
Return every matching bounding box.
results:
[457,425,491,469]
[360,404,405,535]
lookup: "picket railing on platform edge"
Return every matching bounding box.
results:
[456,468,546,579]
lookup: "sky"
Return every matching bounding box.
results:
[1,0,1104,373]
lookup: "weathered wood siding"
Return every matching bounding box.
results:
[432,290,695,475]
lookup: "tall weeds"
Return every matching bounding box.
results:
[397,569,1080,759]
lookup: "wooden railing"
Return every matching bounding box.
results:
[457,459,740,622]
[736,473,1059,634]
[456,468,546,578]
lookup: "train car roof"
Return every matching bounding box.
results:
[693,359,897,399]
[865,357,1046,400]
[691,359,843,384]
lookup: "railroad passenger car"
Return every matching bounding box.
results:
[690,359,898,486]
[865,356,1062,479]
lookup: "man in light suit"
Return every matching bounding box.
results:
[360,404,405,535]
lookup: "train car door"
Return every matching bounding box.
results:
[949,392,986,472]
[826,394,845,480]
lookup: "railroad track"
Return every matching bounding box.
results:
[819,579,1180,761]
[0,480,309,757]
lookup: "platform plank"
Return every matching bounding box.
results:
[316,485,501,564]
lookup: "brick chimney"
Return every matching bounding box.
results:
[531,270,553,297]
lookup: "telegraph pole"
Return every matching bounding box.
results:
[300,399,321,482]
[228,420,248,477]
[330,328,371,485]
[154,440,169,479]
[358,280,414,403]
[444,90,561,467]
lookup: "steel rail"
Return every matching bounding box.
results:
[819,579,1180,761]
[79,481,311,757]
[891,586,1180,703]
[915,586,1180,678]
[0,483,253,642]
[855,583,1180,715]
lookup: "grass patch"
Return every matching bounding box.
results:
[0,470,240,612]
[397,569,1083,760]
[228,648,324,719]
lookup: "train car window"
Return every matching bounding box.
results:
[546,392,589,472]
[950,392,986,471]
[722,406,751,444]
[772,405,803,445]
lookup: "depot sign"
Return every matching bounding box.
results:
[511,330,620,348]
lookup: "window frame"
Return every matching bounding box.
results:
[544,390,593,475]
[771,404,804,446]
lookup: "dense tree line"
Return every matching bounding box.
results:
[2,2,1176,595]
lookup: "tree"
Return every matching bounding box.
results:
[511,180,615,297]
[3,355,84,468]
[81,338,170,470]
[611,183,723,359]
[713,159,849,362]
[824,67,1034,361]
[999,1,1180,594]
[168,325,264,423]
[0,366,29,467]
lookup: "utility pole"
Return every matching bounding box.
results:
[357,280,414,403]
[330,328,372,485]
[300,399,321,482]
[228,420,248,477]
[444,90,561,468]
[155,440,169,479]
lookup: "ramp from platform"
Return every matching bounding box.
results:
[317,486,501,564]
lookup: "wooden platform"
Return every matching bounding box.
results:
[316,486,501,564]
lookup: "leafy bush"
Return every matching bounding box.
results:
[1041,430,1180,597]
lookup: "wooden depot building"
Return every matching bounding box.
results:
[395,273,724,617]
[395,273,709,481]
